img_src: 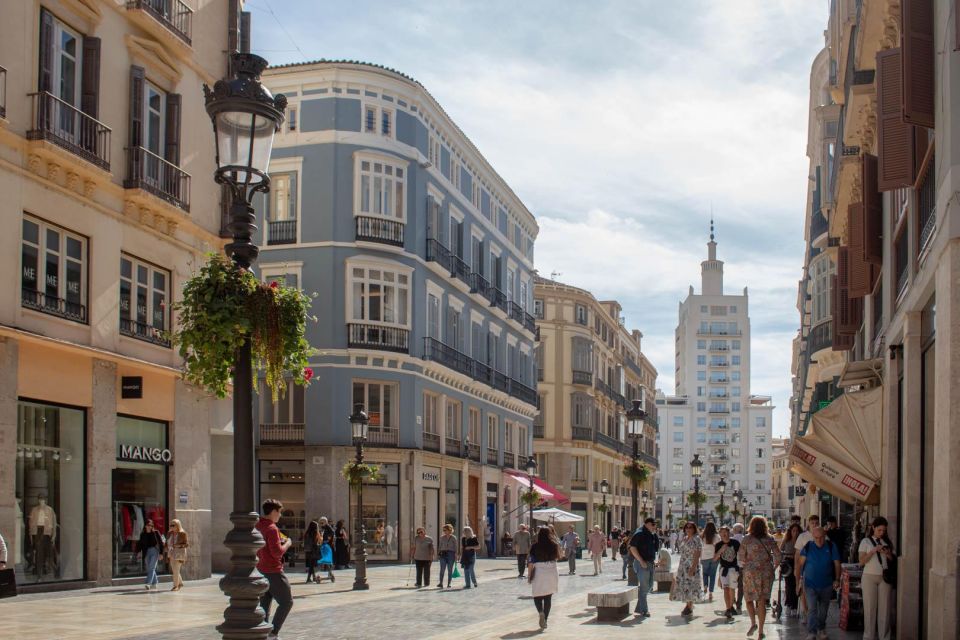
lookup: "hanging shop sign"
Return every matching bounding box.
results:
[121,376,143,399]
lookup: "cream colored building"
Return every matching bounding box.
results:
[769,437,792,525]
[533,276,658,540]
[789,1,959,637]
[0,0,239,589]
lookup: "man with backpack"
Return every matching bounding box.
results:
[796,525,841,640]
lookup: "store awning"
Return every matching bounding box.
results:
[531,507,584,522]
[788,386,883,505]
[503,470,570,504]
[838,357,883,388]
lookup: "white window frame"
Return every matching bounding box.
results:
[353,152,408,222]
[21,215,87,316]
[446,399,462,440]
[468,407,480,444]
[346,258,412,328]
[52,16,82,108]
[260,261,304,289]
[487,414,498,450]
[353,380,398,431]
[119,253,170,339]
[423,392,439,435]
[363,103,395,139]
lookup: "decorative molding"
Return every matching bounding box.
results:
[125,35,182,87]
[27,154,42,175]
[83,179,96,198]
[66,171,80,192]
[46,162,61,182]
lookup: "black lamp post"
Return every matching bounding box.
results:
[350,404,370,590]
[206,52,285,640]
[733,494,740,524]
[625,395,646,586]
[718,476,727,525]
[667,497,674,526]
[640,489,649,519]
[599,478,609,530]
[690,453,703,528]
[524,455,538,527]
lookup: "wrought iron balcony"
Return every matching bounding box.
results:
[22,288,87,324]
[421,337,535,405]
[809,319,832,355]
[486,448,498,465]
[595,377,626,406]
[594,430,620,452]
[426,237,454,272]
[572,370,592,385]
[348,323,410,354]
[697,329,742,337]
[572,426,593,441]
[467,443,480,462]
[446,437,462,456]
[422,337,475,378]
[503,452,516,469]
[450,254,471,286]
[469,272,495,304]
[126,0,193,44]
[507,378,537,406]
[423,431,441,452]
[125,146,191,212]
[917,153,936,254]
[28,92,111,170]
[509,301,524,325]
[355,215,403,247]
[810,210,829,241]
[259,423,304,445]
[120,317,171,348]
[367,428,399,447]
[489,286,509,314]
[267,219,297,245]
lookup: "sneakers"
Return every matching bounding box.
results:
[538,612,546,629]
[725,608,734,619]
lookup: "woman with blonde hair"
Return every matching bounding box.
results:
[166,519,189,591]
[737,516,782,639]
[460,526,481,588]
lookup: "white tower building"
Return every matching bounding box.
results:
[655,223,774,525]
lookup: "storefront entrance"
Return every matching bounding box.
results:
[259,460,305,562]
[350,463,400,561]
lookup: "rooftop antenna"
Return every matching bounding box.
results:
[710,203,715,242]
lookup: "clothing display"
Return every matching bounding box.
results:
[29,503,57,539]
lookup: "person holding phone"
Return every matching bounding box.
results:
[859,517,896,640]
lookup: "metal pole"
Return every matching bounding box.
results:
[694,476,700,528]
[720,491,725,525]
[353,439,369,590]
[627,437,639,586]
[528,474,534,528]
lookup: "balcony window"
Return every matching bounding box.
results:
[350,266,409,326]
[446,399,462,441]
[356,157,405,220]
[119,255,170,347]
[260,379,305,426]
[487,414,498,450]
[21,216,87,323]
[266,173,296,245]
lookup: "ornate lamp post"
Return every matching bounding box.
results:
[599,478,609,530]
[524,455,538,527]
[667,497,674,527]
[206,52,285,640]
[733,493,740,524]
[625,396,646,586]
[640,490,649,519]
[349,404,370,590]
[718,476,727,525]
[690,453,703,528]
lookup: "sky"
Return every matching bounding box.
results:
[250,0,828,438]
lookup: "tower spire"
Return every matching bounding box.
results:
[701,212,724,295]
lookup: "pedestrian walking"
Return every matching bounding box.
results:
[513,524,532,578]
[138,520,164,590]
[858,516,896,640]
[797,525,841,640]
[334,519,350,569]
[701,521,720,601]
[166,519,189,592]
[619,532,631,579]
[738,515,782,640]
[824,516,848,562]
[460,526,481,588]
[793,514,820,617]
[669,528,679,553]
[256,500,293,640]
[436,524,458,589]
[629,517,660,617]
[528,526,560,630]
[609,525,620,560]
[559,525,580,575]
[588,525,606,575]
[780,523,803,617]
[671,521,703,616]
[713,525,741,619]
[0,530,7,571]
[482,520,494,557]
[302,521,320,583]
[410,527,435,588]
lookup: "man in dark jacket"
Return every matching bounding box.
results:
[629,517,661,617]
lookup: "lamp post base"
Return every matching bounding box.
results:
[627,559,638,586]
[217,511,272,640]
[353,537,369,590]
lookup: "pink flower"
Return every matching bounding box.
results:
[303,368,314,382]
[269,281,279,289]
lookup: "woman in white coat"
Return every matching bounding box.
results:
[527,526,561,630]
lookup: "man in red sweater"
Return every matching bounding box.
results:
[257,499,293,640]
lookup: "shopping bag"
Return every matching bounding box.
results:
[452,564,461,579]
[0,568,17,598]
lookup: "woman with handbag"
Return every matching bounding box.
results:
[166,519,189,591]
[302,521,321,583]
[858,516,896,640]
[460,526,481,589]
[700,521,720,601]
[138,520,165,590]
[737,516,782,639]
[528,526,560,629]
[671,521,703,616]
[779,523,802,617]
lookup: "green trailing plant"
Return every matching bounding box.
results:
[171,253,315,401]
[666,513,675,526]
[714,503,730,518]
[520,489,542,507]
[622,461,651,484]
[595,502,609,514]
[687,490,708,508]
[342,461,381,486]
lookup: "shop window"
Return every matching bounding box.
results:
[113,416,169,578]
[258,460,305,562]
[120,255,170,347]
[15,400,85,583]
[350,463,400,560]
[21,215,87,323]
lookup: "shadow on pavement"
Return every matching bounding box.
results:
[499,630,543,639]
[665,614,699,626]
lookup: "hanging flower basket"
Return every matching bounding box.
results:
[170,253,315,401]
[687,490,708,508]
[342,461,380,486]
[520,489,542,507]
[622,461,651,484]
[595,502,609,514]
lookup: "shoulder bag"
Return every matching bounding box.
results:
[869,538,897,587]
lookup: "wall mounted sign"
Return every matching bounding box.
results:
[121,376,143,399]
[421,466,441,488]
[119,444,172,464]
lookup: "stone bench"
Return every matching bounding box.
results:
[587,583,638,621]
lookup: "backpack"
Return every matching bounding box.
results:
[802,540,839,579]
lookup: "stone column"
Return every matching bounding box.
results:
[0,338,19,565]
[90,359,118,585]
[172,380,214,580]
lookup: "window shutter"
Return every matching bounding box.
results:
[287,172,297,219]
[81,37,101,118]
[848,204,870,298]
[861,154,883,264]
[38,9,54,93]
[876,48,916,190]
[129,66,146,179]
[830,275,853,350]
[901,0,935,128]
[164,93,182,166]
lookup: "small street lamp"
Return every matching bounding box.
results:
[599,478,609,530]
[718,476,727,525]
[732,494,740,524]
[205,52,285,640]
[640,489,649,518]
[690,453,703,528]
[667,497,674,524]
[525,455,539,527]
[350,403,370,590]
[625,395,646,587]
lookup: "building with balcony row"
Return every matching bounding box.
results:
[255,60,540,560]
[0,0,243,590]
[655,227,774,524]
[532,276,659,541]
[788,1,959,638]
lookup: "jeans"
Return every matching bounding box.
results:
[438,552,454,586]
[804,584,833,633]
[414,560,432,586]
[701,558,718,593]
[622,554,630,579]
[462,557,477,587]
[517,553,527,576]
[633,560,654,614]
[144,547,160,586]
[260,572,293,635]
[567,552,576,574]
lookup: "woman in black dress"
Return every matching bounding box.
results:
[334,519,351,569]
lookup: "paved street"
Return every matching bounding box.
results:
[3,556,859,639]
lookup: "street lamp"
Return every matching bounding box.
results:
[732,494,740,524]
[625,394,646,586]
[718,476,727,525]
[599,478,609,530]
[667,497,674,523]
[206,52,285,640]
[640,490,649,518]
[690,453,703,528]
[525,455,538,527]
[349,403,370,590]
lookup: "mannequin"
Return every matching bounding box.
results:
[29,496,57,576]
